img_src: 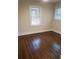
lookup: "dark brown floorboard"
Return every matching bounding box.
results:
[18,31,61,59]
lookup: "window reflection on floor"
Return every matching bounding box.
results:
[52,43,60,52]
[52,43,61,58]
[32,38,41,50]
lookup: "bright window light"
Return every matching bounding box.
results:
[55,8,61,20]
[30,7,41,26]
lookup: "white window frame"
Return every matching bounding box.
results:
[29,6,41,26]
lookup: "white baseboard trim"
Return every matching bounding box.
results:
[51,29,61,34]
[18,29,61,36]
[18,29,51,36]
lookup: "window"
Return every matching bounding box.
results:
[55,8,61,20]
[30,6,41,26]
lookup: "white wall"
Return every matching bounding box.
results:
[51,2,61,34]
[18,0,54,36]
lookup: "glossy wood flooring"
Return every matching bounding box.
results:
[18,31,61,59]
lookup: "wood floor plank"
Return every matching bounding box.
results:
[18,31,61,59]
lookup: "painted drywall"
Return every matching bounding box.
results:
[18,0,54,36]
[51,2,61,34]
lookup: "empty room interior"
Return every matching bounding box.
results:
[18,0,61,59]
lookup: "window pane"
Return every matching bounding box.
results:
[55,8,61,20]
[32,18,40,25]
[30,7,40,26]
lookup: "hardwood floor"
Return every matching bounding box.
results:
[18,31,61,59]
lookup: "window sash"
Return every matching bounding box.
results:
[30,7,40,26]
